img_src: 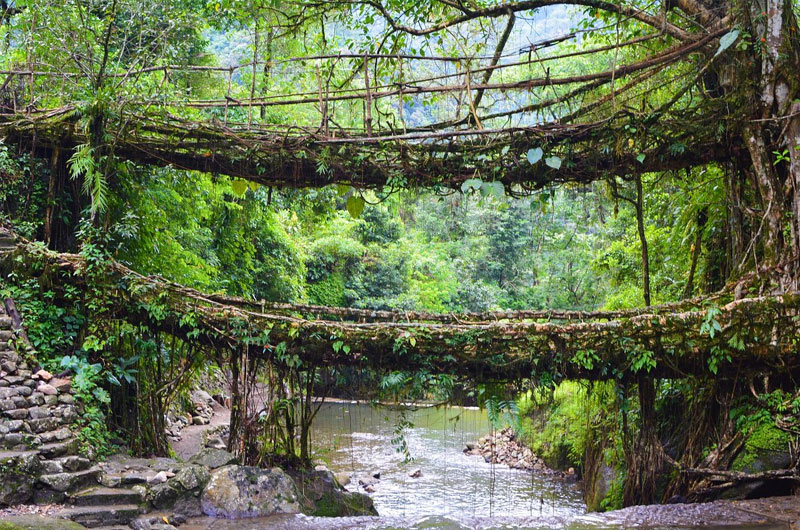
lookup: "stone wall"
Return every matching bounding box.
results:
[0,302,77,451]
[0,299,84,506]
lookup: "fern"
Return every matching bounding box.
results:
[68,143,109,216]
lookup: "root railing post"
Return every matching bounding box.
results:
[363,55,372,136]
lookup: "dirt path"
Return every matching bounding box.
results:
[170,401,231,461]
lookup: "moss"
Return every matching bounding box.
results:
[732,423,791,472]
[518,381,617,471]
[309,491,341,517]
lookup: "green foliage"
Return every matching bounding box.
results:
[68,144,109,217]
[307,273,346,306]
[59,355,115,458]
[390,410,415,464]
[517,381,617,471]
[0,278,84,363]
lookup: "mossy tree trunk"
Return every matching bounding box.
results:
[726,0,800,280]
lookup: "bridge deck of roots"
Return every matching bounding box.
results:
[3,230,798,384]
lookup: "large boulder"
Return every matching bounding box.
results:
[188,448,237,470]
[723,423,795,500]
[292,469,377,517]
[0,451,40,506]
[147,464,210,516]
[201,465,300,518]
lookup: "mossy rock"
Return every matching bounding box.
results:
[0,516,86,530]
[732,423,792,473]
[293,469,377,517]
[0,452,40,506]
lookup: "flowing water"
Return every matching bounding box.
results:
[184,402,790,530]
[310,401,585,520]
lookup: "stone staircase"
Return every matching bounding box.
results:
[0,227,15,255]
[0,295,146,528]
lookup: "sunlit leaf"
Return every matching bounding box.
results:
[715,29,739,57]
[231,180,248,197]
[545,156,562,169]
[346,195,366,218]
[526,147,543,165]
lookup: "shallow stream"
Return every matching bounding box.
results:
[184,402,790,530]
[310,401,584,520]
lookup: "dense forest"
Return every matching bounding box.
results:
[0,0,799,517]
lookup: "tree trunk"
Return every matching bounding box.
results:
[729,0,800,279]
[683,207,707,298]
[622,173,666,506]
[623,375,666,506]
[635,173,650,306]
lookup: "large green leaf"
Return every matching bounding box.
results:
[526,147,543,165]
[545,156,562,170]
[346,195,366,218]
[715,29,739,57]
[461,178,483,193]
[231,179,248,197]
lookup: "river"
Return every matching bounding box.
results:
[184,402,791,530]
[310,401,585,520]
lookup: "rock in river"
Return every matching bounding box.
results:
[291,469,377,517]
[201,465,301,518]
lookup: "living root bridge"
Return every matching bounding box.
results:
[3,237,800,383]
[0,107,728,191]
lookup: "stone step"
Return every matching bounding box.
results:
[38,438,79,458]
[58,504,142,528]
[69,486,144,506]
[99,471,151,487]
[38,466,102,493]
[0,316,12,329]
[42,455,93,474]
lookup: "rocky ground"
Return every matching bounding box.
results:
[0,375,375,530]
